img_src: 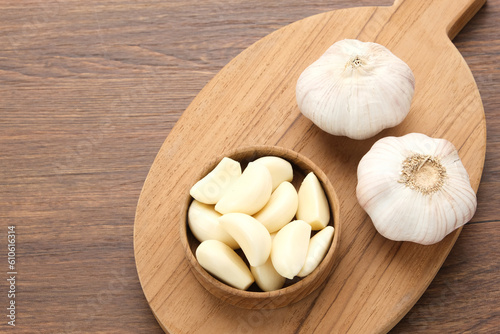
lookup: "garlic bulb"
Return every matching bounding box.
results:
[296,39,415,140]
[356,133,477,245]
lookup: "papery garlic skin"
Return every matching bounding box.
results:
[356,133,477,245]
[296,39,415,140]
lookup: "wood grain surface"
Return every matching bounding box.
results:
[0,0,498,333]
[134,0,488,332]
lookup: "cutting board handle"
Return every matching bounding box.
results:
[391,0,486,38]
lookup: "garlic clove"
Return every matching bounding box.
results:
[219,213,272,267]
[187,200,239,249]
[297,172,330,230]
[296,39,415,140]
[254,156,293,191]
[250,257,286,292]
[356,133,477,245]
[196,240,254,290]
[271,220,311,279]
[215,162,272,215]
[298,226,334,277]
[190,157,241,204]
[253,181,298,233]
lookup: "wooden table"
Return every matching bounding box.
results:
[0,0,498,333]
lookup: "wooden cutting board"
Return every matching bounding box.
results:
[133,0,487,332]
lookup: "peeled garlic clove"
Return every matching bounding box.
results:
[253,181,298,233]
[296,39,415,140]
[298,226,334,277]
[190,157,241,204]
[215,162,272,215]
[254,156,293,191]
[297,172,330,230]
[219,213,272,267]
[196,240,254,290]
[250,257,286,292]
[356,133,477,245]
[187,200,239,249]
[271,220,311,279]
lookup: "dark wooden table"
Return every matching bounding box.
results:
[0,0,498,333]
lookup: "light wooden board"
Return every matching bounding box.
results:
[134,0,487,332]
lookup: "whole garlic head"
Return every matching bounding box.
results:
[356,133,477,245]
[296,39,415,140]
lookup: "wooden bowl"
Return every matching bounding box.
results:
[179,145,341,309]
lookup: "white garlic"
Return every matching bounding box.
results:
[190,157,241,204]
[296,39,415,140]
[356,133,477,245]
[219,213,272,267]
[250,257,286,292]
[253,181,298,233]
[254,156,293,191]
[296,172,330,230]
[215,162,273,215]
[271,220,311,279]
[196,240,254,290]
[187,200,239,249]
[298,226,334,277]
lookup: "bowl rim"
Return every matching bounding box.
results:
[179,145,341,307]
